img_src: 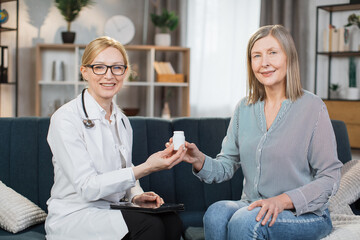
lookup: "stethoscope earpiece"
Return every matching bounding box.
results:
[82,88,95,129]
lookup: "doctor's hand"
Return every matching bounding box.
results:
[132,192,164,208]
[166,139,205,172]
[132,144,187,180]
[247,193,294,227]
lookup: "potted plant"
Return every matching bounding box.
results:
[345,13,360,51]
[329,83,340,99]
[151,9,178,46]
[55,0,93,43]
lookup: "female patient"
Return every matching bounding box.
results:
[45,36,186,240]
[175,25,343,239]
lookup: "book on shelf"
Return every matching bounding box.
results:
[338,27,350,52]
[154,61,184,83]
[0,46,8,83]
[323,25,350,52]
[154,61,176,74]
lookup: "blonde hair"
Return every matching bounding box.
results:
[246,25,303,104]
[81,36,131,78]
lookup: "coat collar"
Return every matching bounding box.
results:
[77,89,122,122]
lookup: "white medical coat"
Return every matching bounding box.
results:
[45,90,144,240]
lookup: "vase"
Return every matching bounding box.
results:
[61,31,76,44]
[349,26,360,51]
[155,33,171,46]
[346,87,360,100]
[161,102,171,119]
[330,90,340,99]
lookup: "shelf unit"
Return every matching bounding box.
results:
[314,3,360,99]
[35,44,190,118]
[315,3,360,148]
[0,0,18,116]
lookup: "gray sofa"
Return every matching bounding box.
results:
[0,117,357,239]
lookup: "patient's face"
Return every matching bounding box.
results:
[251,35,287,91]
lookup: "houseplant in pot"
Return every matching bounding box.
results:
[151,9,178,46]
[55,0,93,43]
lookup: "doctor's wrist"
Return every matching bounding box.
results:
[132,163,152,180]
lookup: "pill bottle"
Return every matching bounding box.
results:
[173,131,185,150]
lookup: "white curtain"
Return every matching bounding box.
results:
[186,0,261,117]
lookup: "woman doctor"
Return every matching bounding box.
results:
[45,36,186,240]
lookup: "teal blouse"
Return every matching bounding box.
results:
[195,90,343,216]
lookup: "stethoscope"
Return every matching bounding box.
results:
[81,88,126,129]
[82,88,95,129]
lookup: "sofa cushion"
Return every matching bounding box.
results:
[130,117,177,203]
[0,230,45,240]
[0,181,46,234]
[329,159,360,215]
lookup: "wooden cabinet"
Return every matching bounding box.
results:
[324,100,360,148]
[0,0,18,116]
[35,44,190,117]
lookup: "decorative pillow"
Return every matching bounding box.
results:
[329,159,360,215]
[0,181,47,233]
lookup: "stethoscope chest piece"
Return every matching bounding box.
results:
[83,119,95,129]
[82,88,95,129]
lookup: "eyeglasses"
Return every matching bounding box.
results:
[86,64,127,76]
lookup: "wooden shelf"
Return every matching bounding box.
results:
[317,51,360,57]
[0,0,17,3]
[0,27,17,32]
[35,44,190,117]
[36,43,87,49]
[319,3,360,12]
[125,45,190,52]
[0,0,18,117]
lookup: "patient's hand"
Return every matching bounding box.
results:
[132,145,187,180]
[166,139,205,172]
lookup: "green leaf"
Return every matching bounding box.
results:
[150,9,179,32]
[55,0,94,31]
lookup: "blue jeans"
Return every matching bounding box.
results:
[203,200,332,240]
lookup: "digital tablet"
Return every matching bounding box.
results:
[110,202,185,214]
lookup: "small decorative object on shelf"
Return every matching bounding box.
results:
[0,46,8,83]
[0,9,9,24]
[151,9,179,46]
[161,102,171,119]
[51,60,65,81]
[347,57,359,100]
[55,0,93,44]
[329,83,340,99]
[345,13,360,51]
[128,63,139,82]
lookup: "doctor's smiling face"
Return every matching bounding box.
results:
[80,46,127,106]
